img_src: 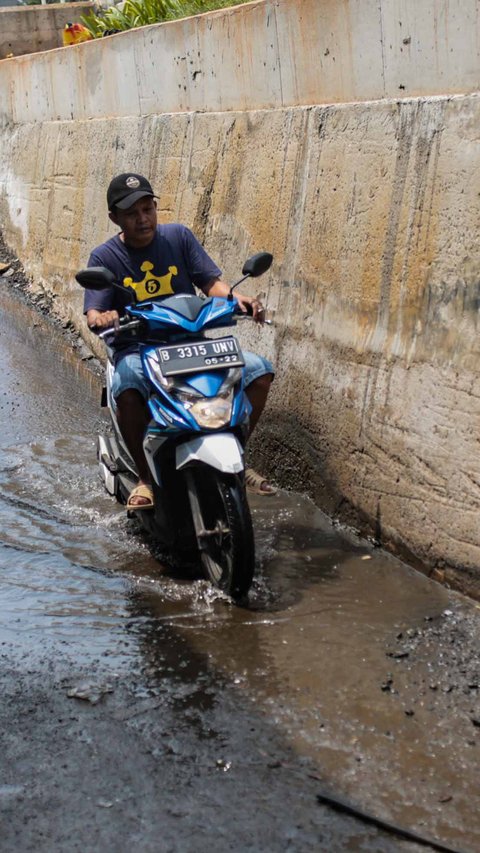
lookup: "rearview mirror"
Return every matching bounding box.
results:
[241,252,273,278]
[75,267,117,290]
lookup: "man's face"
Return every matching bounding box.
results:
[110,197,157,248]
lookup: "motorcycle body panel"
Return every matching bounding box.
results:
[128,294,237,335]
[176,434,244,474]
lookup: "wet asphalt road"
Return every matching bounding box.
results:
[0,283,479,853]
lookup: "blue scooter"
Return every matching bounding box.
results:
[76,252,272,599]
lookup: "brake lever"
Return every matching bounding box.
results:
[98,327,115,339]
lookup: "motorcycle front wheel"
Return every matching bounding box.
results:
[190,469,255,599]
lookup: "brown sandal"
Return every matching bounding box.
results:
[245,467,277,496]
[126,483,155,510]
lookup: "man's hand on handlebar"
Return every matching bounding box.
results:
[234,293,266,323]
[86,308,120,332]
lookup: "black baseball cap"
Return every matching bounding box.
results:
[107,173,156,210]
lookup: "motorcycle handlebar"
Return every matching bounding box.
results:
[96,304,272,340]
[98,318,142,339]
[236,314,273,325]
[234,301,253,317]
[234,300,272,323]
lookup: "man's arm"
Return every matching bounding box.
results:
[202,278,265,323]
[179,226,265,323]
[84,248,121,331]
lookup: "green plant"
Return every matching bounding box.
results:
[81,0,174,36]
[81,0,252,38]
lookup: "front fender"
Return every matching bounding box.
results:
[176,434,244,474]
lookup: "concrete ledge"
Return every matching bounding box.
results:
[1,0,480,120]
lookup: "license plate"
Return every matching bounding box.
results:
[157,337,245,376]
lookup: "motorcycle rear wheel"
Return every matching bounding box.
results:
[193,470,255,599]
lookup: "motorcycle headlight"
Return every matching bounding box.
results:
[189,389,234,428]
[219,367,243,395]
[172,386,204,403]
[146,354,173,390]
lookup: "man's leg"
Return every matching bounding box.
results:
[242,352,276,495]
[116,389,152,506]
[111,354,153,508]
[245,373,273,436]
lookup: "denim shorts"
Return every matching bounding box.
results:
[111,349,275,402]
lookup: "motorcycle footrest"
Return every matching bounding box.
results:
[100,453,123,474]
[198,525,230,539]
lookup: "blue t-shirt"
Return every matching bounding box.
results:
[84,223,222,358]
[84,223,221,312]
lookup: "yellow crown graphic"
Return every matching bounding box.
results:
[123,262,178,302]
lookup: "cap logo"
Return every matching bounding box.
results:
[126,176,140,188]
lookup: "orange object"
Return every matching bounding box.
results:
[62,23,93,46]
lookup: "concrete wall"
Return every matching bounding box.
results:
[0,3,94,60]
[1,0,480,594]
[2,0,480,119]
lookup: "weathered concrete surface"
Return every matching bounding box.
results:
[0,2,94,60]
[1,0,480,595]
[1,0,480,120]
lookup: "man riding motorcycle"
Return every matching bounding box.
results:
[84,172,276,508]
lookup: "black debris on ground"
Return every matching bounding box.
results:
[383,601,480,734]
[0,229,103,380]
